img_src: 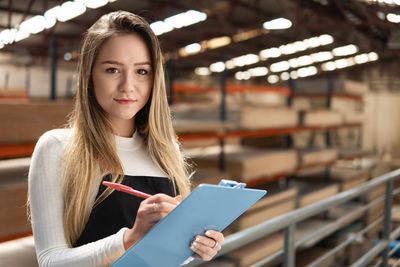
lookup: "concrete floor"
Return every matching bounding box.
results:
[0,236,38,267]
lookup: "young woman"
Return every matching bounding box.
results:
[28,10,224,266]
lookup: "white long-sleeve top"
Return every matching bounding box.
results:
[28,129,166,267]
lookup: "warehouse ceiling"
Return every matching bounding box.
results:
[0,0,399,84]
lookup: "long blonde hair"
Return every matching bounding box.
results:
[62,11,191,247]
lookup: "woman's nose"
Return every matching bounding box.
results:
[119,72,135,92]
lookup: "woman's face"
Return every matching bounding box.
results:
[92,33,153,135]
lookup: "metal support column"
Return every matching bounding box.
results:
[218,54,227,171]
[382,180,394,266]
[166,59,175,105]
[50,36,57,100]
[283,224,296,267]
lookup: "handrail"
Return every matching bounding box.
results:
[184,168,400,267]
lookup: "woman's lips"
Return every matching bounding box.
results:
[114,98,137,105]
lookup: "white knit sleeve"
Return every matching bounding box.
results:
[28,130,127,267]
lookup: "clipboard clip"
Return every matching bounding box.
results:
[219,179,247,189]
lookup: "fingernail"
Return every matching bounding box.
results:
[205,231,211,236]
[190,245,195,250]
[195,237,200,242]
[192,241,197,248]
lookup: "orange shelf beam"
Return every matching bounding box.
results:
[0,143,35,159]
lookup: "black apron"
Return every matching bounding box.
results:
[74,175,175,247]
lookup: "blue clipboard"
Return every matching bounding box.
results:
[111,180,267,267]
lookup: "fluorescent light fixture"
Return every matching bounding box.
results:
[0,29,17,44]
[335,58,349,69]
[150,21,173,36]
[84,0,108,9]
[387,13,400,23]
[57,1,86,22]
[207,36,231,49]
[290,71,298,79]
[165,10,206,29]
[0,42,4,49]
[289,58,299,68]
[280,72,290,81]
[210,61,225,72]
[294,41,307,51]
[267,75,279,84]
[318,34,334,45]
[109,0,118,2]
[44,5,60,29]
[280,43,297,55]
[194,67,211,76]
[185,43,201,54]
[15,30,30,42]
[297,55,313,66]
[332,44,358,56]
[263,18,292,30]
[368,52,379,61]
[304,37,320,48]
[248,67,268,77]
[225,60,236,69]
[354,53,369,64]
[297,66,317,77]
[259,47,281,59]
[235,71,251,80]
[19,15,46,34]
[270,61,290,72]
[321,61,336,71]
[232,54,259,67]
[310,51,333,62]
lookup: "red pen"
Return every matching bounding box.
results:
[102,181,152,199]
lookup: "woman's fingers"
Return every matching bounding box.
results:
[190,230,225,261]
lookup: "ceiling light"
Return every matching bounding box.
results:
[235,71,251,80]
[310,51,333,62]
[83,0,108,8]
[232,29,264,42]
[0,42,4,49]
[267,75,279,84]
[368,52,379,61]
[194,67,211,76]
[64,52,72,61]
[280,43,297,55]
[15,30,30,42]
[210,61,225,72]
[225,60,236,69]
[185,43,201,54]
[232,54,259,67]
[165,10,207,29]
[387,13,400,23]
[259,47,281,59]
[207,36,231,49]
[332,44,358,56]
[290,71,299,79]
[321,61,336,71]
[0,29,17,44]
[57,1,86,22]
[19,15,46,34]
[270,61,290,72]
[318,34,334,45]
[354,53,369,64]
[248,67,268,77]
[294,41,307,51]
[280,72,290,81]
[297,66,318,77]
[297,55,313,66]
[44,6,60,29]
[289,58,299,68]
[304,37,321,48]
[263,18,292,30]
[150,21,173,35]
[335,58,349,69]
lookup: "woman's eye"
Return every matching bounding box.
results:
[137,69,148,75]
[105,68,119,74]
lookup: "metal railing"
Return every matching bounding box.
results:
[184,168,400,267]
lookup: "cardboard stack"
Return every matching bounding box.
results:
[298,148,339,167]
[0,158,31,239]
[191,146,298,181]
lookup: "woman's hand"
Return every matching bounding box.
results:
[123,194,181,250]
[190,230,224,261]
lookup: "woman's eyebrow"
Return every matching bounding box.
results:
[134,61,152,66]
[100,60,151,66]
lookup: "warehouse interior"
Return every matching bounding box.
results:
[1,0,400,266]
